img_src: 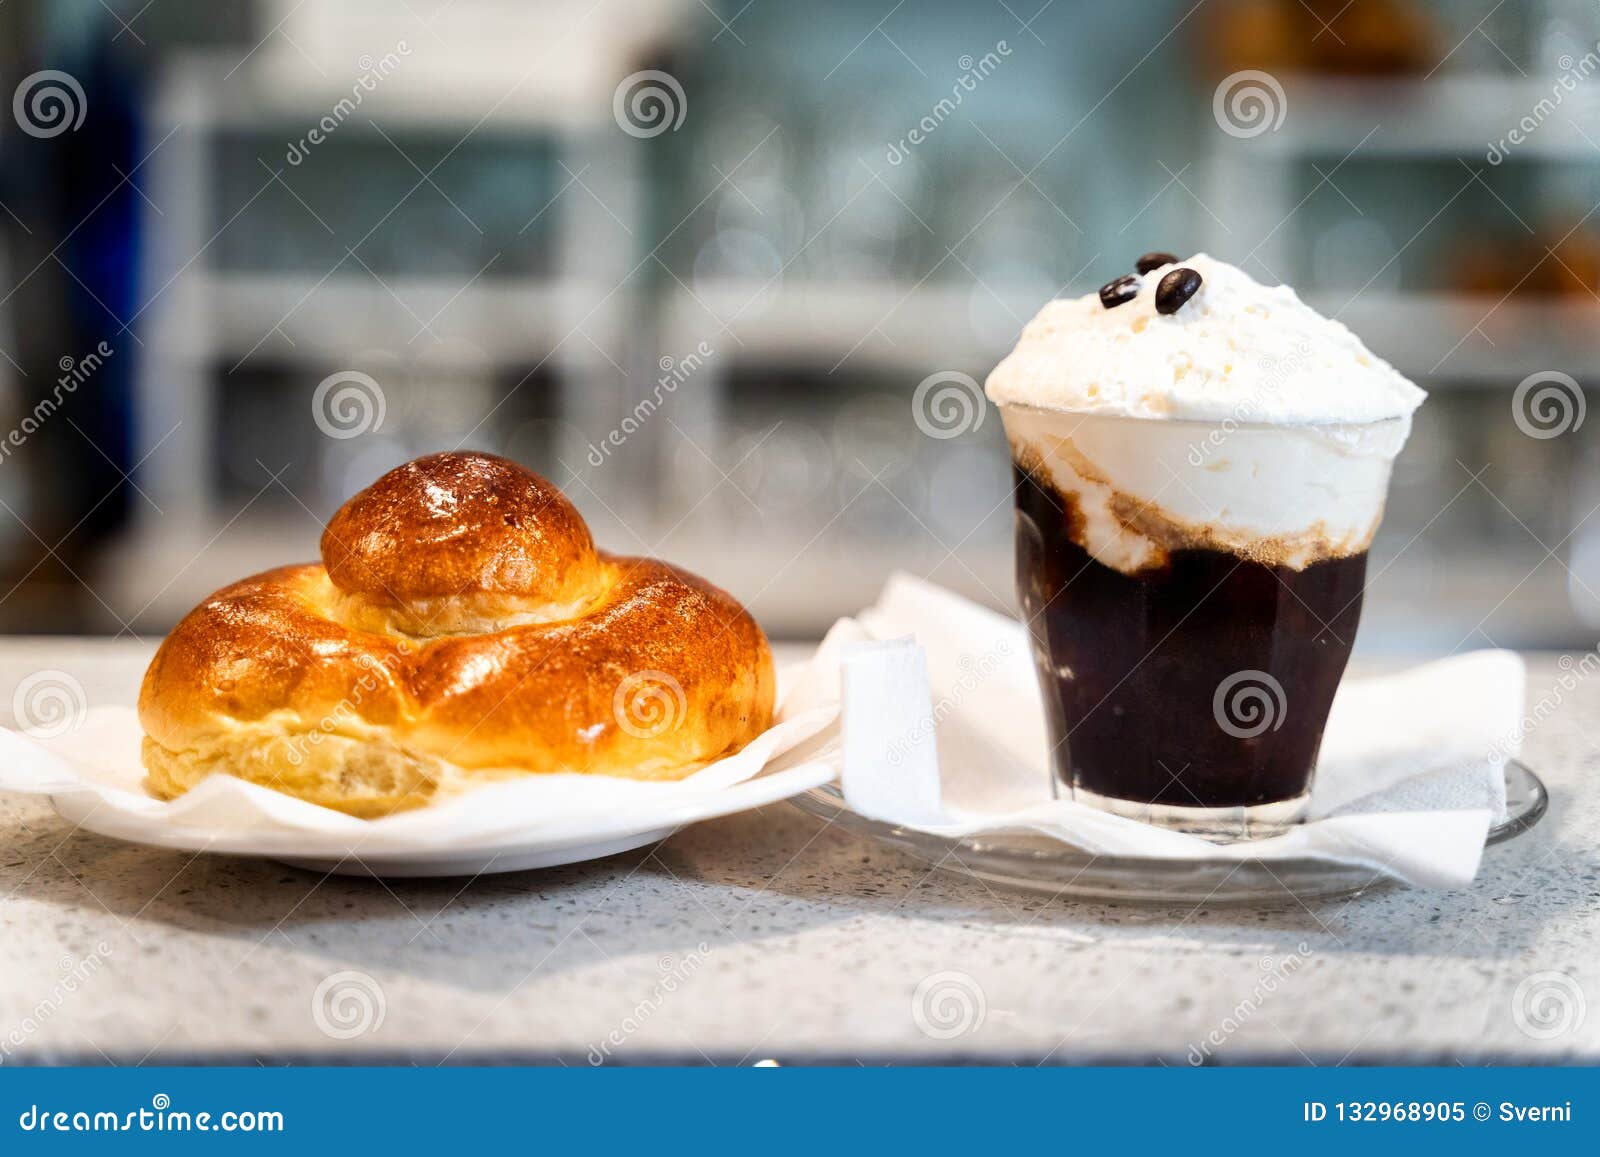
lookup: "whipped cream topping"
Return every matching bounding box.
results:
[1003,407,1405,573]
[984,254,1426,425]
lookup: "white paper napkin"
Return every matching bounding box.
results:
[811,573,1524,890]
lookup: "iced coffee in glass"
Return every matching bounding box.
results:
[985,254,1425,839]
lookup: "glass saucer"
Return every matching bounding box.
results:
[789,761,1547,905]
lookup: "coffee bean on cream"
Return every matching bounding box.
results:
[1154,266,1203,314]
[1097,274,1140,309]
[1135,250,1178,274]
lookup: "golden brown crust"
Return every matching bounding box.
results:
[321,450,602,614]
[138,452,775,816]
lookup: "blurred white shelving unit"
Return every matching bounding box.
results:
[659,278,1028,369]
[97,13,1600,643]
[1253,74,1600,160]
[653,277,1015,631]
[102,9,669,628]
[1311,293,1600,382]
[100,9,1016,634]
[665,279,1600,383]
[1202,70,1600,316]
[1200,66,1600,647]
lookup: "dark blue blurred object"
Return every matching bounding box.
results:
[54,35,142,537]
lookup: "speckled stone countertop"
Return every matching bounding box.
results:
[0,639,1595,1066]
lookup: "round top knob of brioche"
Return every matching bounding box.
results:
[320,451,600,615]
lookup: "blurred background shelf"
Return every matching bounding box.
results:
[5,0,1600,649]
[88,510,1016,638]
[1254,74,1600,159]
[197,275,625,362]
[1315,294,1600,380]
[660,279,1037,367]
[669,284,1600,382]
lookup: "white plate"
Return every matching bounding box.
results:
[50,758,836,878]
[4,699,842,880]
